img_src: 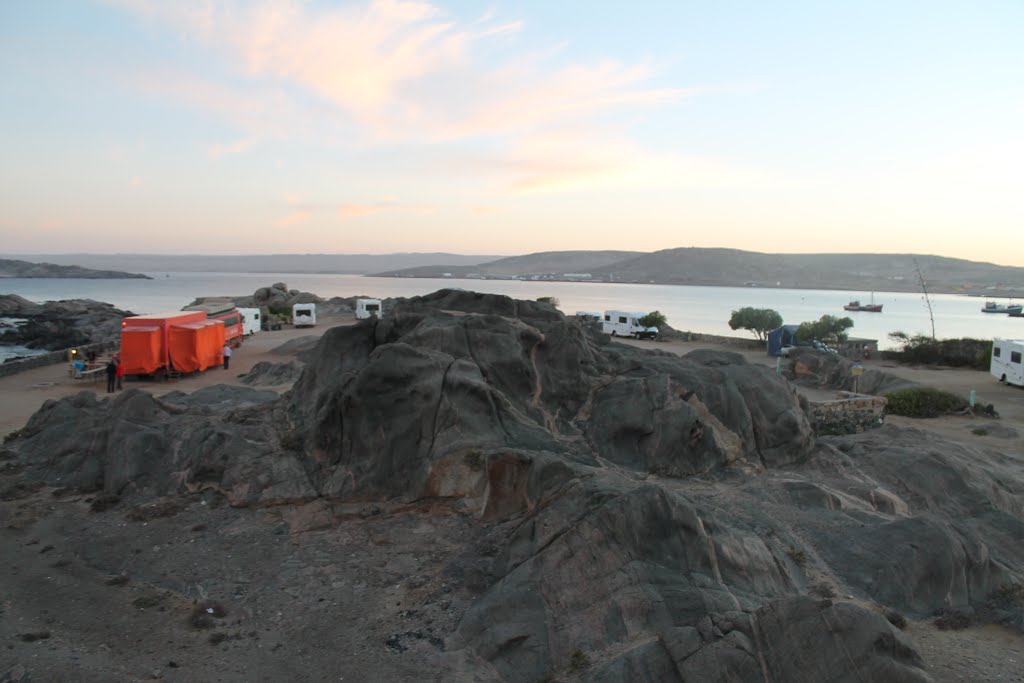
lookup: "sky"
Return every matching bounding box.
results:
[1,1,1022,264]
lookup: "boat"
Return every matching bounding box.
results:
[981,300,1023,314]
[843,293,882,313]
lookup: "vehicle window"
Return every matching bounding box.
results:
[618,316,627,324]
[1012,351,1022,364]
[368,304,380,311]
[604,315,611,321]
[994,347,1001,357]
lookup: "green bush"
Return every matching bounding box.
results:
[887,333,992,370]
[883,387,967,418]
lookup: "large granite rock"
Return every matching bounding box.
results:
[0,296,132,350]
[6,289,1024,681]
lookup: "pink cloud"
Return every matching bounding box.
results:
[111,0,686,142]
[208,138,256,160]
[277,210,311,226]
[337,200,434,219]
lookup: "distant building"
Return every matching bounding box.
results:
[562,273,592,280]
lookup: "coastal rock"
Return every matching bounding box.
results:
[0,296,132,350]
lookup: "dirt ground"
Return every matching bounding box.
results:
[2,322,1023,681]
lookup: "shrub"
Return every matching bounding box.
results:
[640,310,668,329]
[887,333,992,370]
[536,296,559,307]
[884,609,908,630]
[568,650,590,672]
[934,608,971,630]
[883,387,967,418]
[728,307,782,341]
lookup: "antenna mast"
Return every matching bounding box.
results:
[913,258,936,340]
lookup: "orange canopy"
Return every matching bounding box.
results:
[120,326,162,375]
[168,320,225,373]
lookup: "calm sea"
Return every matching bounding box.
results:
[1,272,1021,359]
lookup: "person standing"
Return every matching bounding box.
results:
[105,358,117,393]
[222,343,232,370]
[115,357,125,390]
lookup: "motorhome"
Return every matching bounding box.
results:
[991,339,1024,386]
[356,298,382,319]
[237,308,262,336]
[602,311,658,340]
[292,303,317,327]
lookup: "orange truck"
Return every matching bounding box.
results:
[182,303,244,348]
[120,311,225,377]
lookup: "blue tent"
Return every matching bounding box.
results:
[766,325,799,356]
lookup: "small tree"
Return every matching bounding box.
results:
[728,307,783,341]
[795,315,854,345]
[639,310,667,329]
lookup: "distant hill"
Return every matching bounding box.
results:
[3,253,505,275]
[0,259,150,280]
[375,247,1024,296]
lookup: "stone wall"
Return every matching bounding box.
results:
[0,341,118,379]
[810,392,887,435]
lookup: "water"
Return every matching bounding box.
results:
[1,273,1022,355]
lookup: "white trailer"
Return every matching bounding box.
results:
[991,338,1024,386]
[292,303,317,328]
[237,307,262,336]
[356,298,382,319]
[602,310,658,340]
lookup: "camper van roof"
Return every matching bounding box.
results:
[183,302,238,316]
[126,311,206,321]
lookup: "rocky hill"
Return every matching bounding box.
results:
[0,258,149,279]
[375,248,1024,295]
[0,294,132,351]
[1,290,1021,680]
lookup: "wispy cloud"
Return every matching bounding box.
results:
[110,0,686,143]
[208,138,256,160]
[277,210,312,226]
[338,200,434,219]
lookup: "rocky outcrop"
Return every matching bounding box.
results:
[0,258,149,279]
[0,296,132,351]
[5,289,1024,681]
[785,348,918,394]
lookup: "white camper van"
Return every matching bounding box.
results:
[991,338,1024,386]
[292,303,317,328]
[602,311,658,340]
[356,298,382,319]
[237,307,262,336]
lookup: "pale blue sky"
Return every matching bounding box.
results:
[1,1,1022,263]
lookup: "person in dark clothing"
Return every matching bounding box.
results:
[105,359,117,393]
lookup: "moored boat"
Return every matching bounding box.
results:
[843,293,882,312]
[981,300,1023,314]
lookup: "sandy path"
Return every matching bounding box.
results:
[0,316,357,439]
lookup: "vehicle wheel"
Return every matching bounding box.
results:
[1001,374,1007,383]
[611,331,617,337]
